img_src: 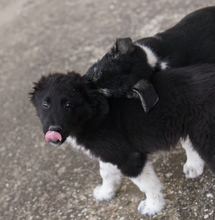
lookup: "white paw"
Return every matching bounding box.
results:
[93,185,116,201]
[137,197,165,216]
[183,161,204,178]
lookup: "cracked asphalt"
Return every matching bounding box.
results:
[1,0,215,219]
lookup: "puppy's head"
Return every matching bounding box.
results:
[30,72,109,146]
[85,38,159,112]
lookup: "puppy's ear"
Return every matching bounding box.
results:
[132,80,159,112]
[29,76,48,104]
[111,38,134,56]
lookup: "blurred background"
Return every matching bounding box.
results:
[1,1,215,219]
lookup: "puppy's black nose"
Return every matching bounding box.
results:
[48,125,62,132]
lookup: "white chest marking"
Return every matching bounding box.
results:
[66,136,96,159]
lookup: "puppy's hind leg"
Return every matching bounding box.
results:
[130,161,165,216]
[93,161,122,201]
[181,137,204,178]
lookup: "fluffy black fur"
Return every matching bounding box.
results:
[85,7,215,111]
[31,64,215,177]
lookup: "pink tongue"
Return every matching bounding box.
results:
[45,131,62,142]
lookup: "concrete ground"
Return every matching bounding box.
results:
[1,0,215,219]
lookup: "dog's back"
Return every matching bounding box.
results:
[137,7,215,67]
[152,64,215,104]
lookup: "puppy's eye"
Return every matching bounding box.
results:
[64,101,73,109]
[42,102,50,109]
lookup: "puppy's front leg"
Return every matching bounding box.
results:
[93,161,122,201]
[181,137,204,178]
[130,161,165,216]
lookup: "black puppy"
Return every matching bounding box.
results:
[85,7,215,112]
[30,64,215,216]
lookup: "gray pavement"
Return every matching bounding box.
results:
[1,0,215,219]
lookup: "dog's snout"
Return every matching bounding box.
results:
[48,125,62,132]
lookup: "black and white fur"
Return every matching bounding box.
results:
[30,64,215,216]
[85,6,215,112]
[84,7,215,183]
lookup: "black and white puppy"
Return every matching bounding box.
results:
[30,64,215,216]
[84,6,215,183]
[85,6,215,112]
